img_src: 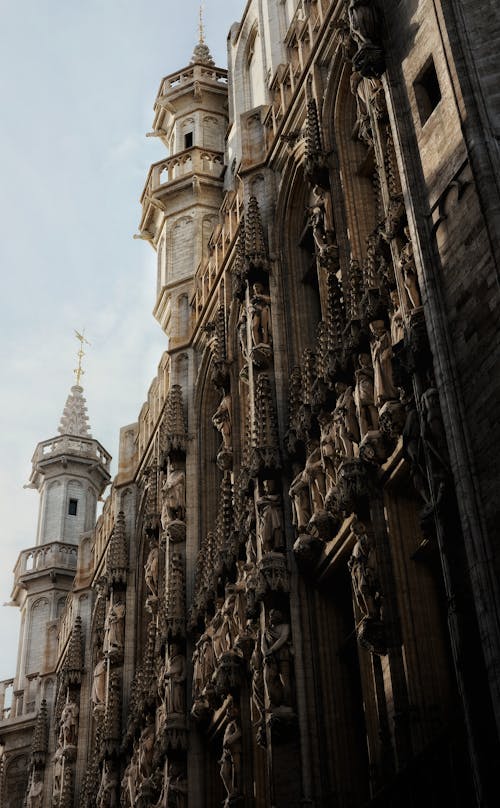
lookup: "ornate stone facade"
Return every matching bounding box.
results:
[2,1,500,806]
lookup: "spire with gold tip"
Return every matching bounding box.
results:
[191,2,215,66]
[58,330,92,437]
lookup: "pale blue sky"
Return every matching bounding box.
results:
[0,0,242,679]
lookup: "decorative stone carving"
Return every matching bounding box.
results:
[97,761,118,808]
[59,699,79,749]
[27,771,44,808]
[289,465,312,533]
[336,457,371,514]
[213,392,232,450]
[308,186,336,266]
[389,289,404,345]
[138,720,155,781]
[369,319,398,405]
[155,761,188,808]
[304,442,326,513]
[262,610,292,710]
[144,540,159,601]
[219,699,242,806]
[257,553,290,597]
[91,657,107,711]
[103,600,125,656]
[166,552,186,637]
[164,644,186,716]
[398,227,421,309]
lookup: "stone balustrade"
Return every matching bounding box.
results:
[13,541,78,582]
[33,434,111,471]
[157,63,227,97]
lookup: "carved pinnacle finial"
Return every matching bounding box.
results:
[199,2,205,44]
[74,329,91,387]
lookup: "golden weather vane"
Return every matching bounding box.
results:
[74,329,91,386]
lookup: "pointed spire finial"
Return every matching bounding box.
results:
[74,329,91,387]
[199,2,205,44]
[191,2,215,66]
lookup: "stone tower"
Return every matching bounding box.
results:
[138,33,228,346]
[0,383,110,807]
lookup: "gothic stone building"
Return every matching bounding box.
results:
[1,0,500,806]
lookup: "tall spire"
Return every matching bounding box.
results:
[191,2,215,66]
[58,330,93,437]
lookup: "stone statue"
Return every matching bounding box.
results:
[161,462,186,526]
[219,699,242,803]
[103,600,126,654]
[261,609,292,708]
[237,303,249,362]
[122,748,139,808]
[164,644,186,715]
[256,480,284,553]
[211,607,226,663]
[369,320,398,405]
[309,185,335,260]
[389,289,404,345]
[333,382,360,457]
[144,542,159,597]
[304,442,327,512]
[421,380,447,465]
[318,410,339,493]
[250,282,272,346]
[402,396,431,507]
[161,760,188,808]
[212,392,232,450]
[92,657,107,707]
[353,353,379,438]
[289,465,311,533]
[243,496,257,564]
[138,720,155,780]
[199,633,215,684]
[97,761,118,808]
[27,772,44,808]
[399,227,421,309]
[348,521,381,620]
[250,638,265,726]
[53,746,64,798]
[59,699,79,747]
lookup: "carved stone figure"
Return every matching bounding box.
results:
[27,772,44,808]
[261,609,292,709]
[243,496,257,564]
[353,353,379,438]
[212,392,232,450]
[211,607,226,663]
[304,442,326,512]
[161,462,186,526]
[159,760,188,808]
[138,720,155,780]
[103,600,125,654]
[399,227,421,309]
[92,657,107,707]
[348,521,380,620]
[164,644,186,715]
[59,700,79,747]
[390,289,404,345]
[369,320,398,405]
[250,638,265,726]
[250,282,272,346]
[256,480,284,553]
[53,746,64,798]
[220,589,239,652]
[199,633,215,684]
[348,1,384,78]
[219,699,242,803]
[289,465,311,533]
[122,748,139,808]
[333,382,360,458]
[421,380,447,465]
[402,396,431,507]
[144,542,159,597]
[318,410,339,493]
[237,303,249,362]
[97,761,118,808]
[309,185,335,260]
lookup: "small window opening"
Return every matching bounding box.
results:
[414,58,442,126]
[184,132,193,149]
[68,498,78,516]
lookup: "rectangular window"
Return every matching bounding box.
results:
[184,131,193,149]
[414,57,442,126]
[68,498,78,516]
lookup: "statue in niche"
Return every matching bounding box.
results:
[333,381,360,458]
[308,185,335,260]
[53,746,64,798]
[304,440,327,512]
[261,609,292,709]
[389,289,405,345]
[399,227,421,309]
[91,656,107,707]
[218,590,239,655]
[402,395,432,508]
[122,748,139,808]
[369,320,398,406]
[256,480,284,553]
[348,0,380,50]
[164,644,186,715]
[354,353,379,438]
[138,720,155,781]
[212,392,232,450]
[244,496,257,564]
[144,541,159,597]
[161,461,186,526]
[199,633,215,687]
[103,600,125,654]
[237,303,249,362]
[219,699,242,803]
[97,761,118,808]
[421,377,447,466]
[289,464,312,533]
[59,699,79,747]
[250,282,272,346]
[27,771,44,808]
[234,561,249,636]
[318,410,339,494]
[348,521,381,621]
[211,606,226,663]
[250,637,265,726]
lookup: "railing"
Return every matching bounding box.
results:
[157,63,227,98]
[33,435,111,471]
[192,188,244,315]
[141,146,224,208]
[13,542,78,581]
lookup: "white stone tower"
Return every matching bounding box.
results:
[138,31,228,346]
[2,383,110,723]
